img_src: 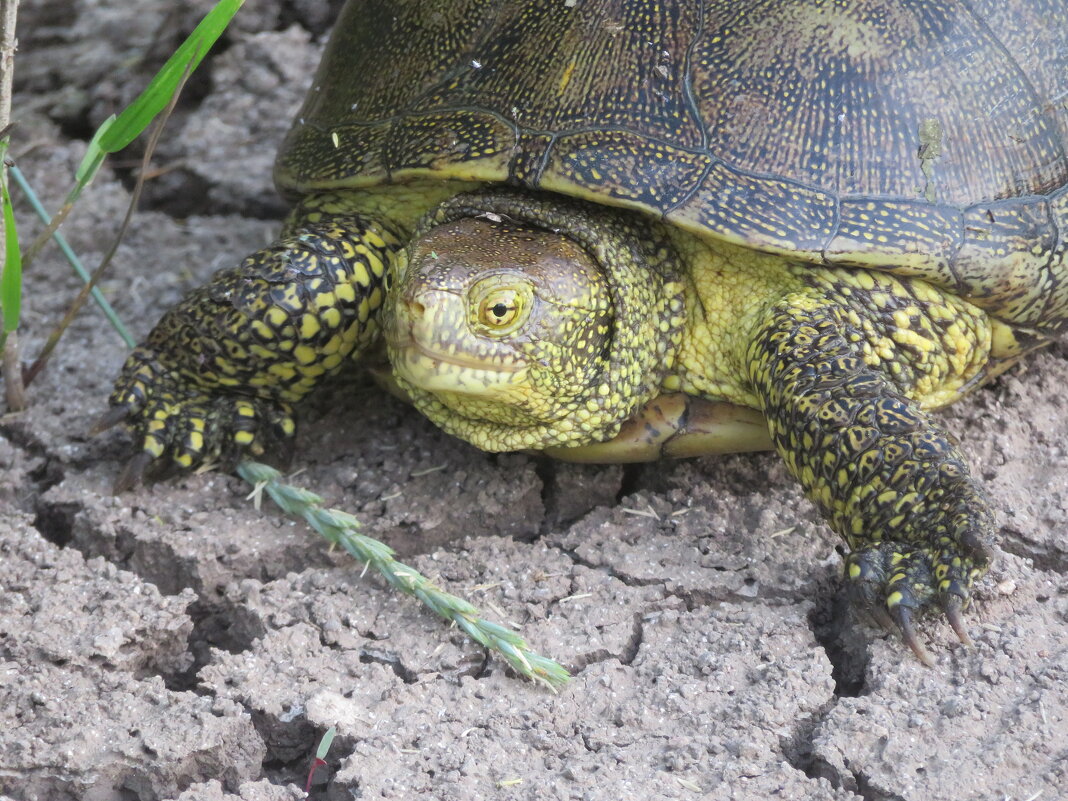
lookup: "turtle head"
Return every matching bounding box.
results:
[385,217,613,442]
[383,192,686,451]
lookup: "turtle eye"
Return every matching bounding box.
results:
[477,289,522,330]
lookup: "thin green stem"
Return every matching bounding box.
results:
[23,46,196,387]
[7,164,134,347]
[236,460,570,690]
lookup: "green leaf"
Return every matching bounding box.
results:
[1,174,22,334]
[97,0,244,154]
[74,115,115,190]
[315,726,336,761]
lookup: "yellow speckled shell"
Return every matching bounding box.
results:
[276,0,1068,330]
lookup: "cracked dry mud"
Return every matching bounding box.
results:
[2,3,1066,800]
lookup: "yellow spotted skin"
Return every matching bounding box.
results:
[741,269,995,637]
[105,193,403,482]
[106,184,1000,657]
[104,0,1068,660]
[385,191,685,452]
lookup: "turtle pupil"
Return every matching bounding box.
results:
[492,303,509,319]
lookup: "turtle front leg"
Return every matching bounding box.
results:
[98,196,404,490]
[744,284,995,662]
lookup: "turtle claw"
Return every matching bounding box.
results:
[868,602,898,635]
[890,604,935,667]
[99,375,298,491]
[943,596,973,647]
[90,405,131,437]
[114,451,154,494]
[844,541,986,664]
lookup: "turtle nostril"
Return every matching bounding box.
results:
[406,299,427,319]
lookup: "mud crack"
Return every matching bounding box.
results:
[808,591,870,698]
[998,524,1068,574]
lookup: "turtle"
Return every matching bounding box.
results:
[99,0,1068,663]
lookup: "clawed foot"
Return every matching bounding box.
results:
[844,539,992,665]
[93,347,296,492]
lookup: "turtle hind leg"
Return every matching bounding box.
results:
[744,288,994,660]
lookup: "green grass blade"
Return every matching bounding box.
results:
[32,0,245,261]
[1,172,21,335]
[70,0,243,199]
[97,0,244,156]
[73,115,115,191]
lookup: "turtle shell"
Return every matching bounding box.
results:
[276,0,1068,331]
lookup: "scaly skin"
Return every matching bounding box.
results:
[386,191,686,451]
[743,278,995,661]
[100,194,403,488]
[103,188,1000,658]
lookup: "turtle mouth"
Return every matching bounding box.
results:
[387,336,525,376]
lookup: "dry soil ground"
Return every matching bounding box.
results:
[1,2,1066,800]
